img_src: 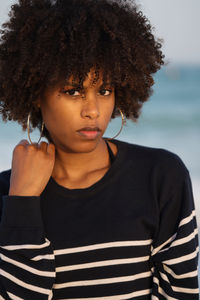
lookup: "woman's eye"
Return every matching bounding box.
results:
[99,89,112,96]
[61,88,112,97]
[63,89,81,96]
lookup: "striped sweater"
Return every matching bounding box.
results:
[0,139,199,299]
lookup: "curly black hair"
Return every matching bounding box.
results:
[0,0,165,143]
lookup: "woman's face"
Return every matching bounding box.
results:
[38,69,115,153]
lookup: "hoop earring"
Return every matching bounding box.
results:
[27,112,45,145]
[105,108,126,140]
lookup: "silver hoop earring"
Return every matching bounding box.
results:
[27,112,45,144]
[105,108,126,140]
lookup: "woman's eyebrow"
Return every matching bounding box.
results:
[64,81,112,88]
[65,82,81,87]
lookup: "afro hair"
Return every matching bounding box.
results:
[0,0,165,142]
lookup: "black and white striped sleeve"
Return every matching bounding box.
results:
[151,160,199,299]
[0,182,56,299]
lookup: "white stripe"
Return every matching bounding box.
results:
[151,233,177,256]
[0,238,50,250]
[160,271,170,284]
[54,271,152,289]
[0,269,51,295]
[163,246,199,265]
[151,266,155,274]
[7,292,24,300]
[0,295,5,300]
[48,290,53,300]
[172,285,199,294]
[179,210,196,227]
[158,287,177,300]
[160,272,199,294]
[0,253,55,277]
[158,228,198,254]
[164,264,198,279]
[54,239,152,256]
[151,296,159,300]
[31,254,55,261]
[60,288,151,300]
[153,276,177,300]
[56,255,150,272]
[152,210,196,256]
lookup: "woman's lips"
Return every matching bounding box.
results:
[77,127,101,139]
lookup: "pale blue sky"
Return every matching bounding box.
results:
[138,0,200,65]
[0,0,199,64]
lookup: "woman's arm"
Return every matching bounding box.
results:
[0,173,56,299]
[151,154,199,299]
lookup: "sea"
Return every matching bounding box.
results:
[0,64,200,284]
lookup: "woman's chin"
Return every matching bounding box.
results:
[55,135,104,154]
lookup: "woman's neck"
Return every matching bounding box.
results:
[51,139,117,185]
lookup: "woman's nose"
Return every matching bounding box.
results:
[81,96,100,120]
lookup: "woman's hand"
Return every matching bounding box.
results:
[9,140,55,196]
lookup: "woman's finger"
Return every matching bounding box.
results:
[38,141,48,152]
[17,139,30,146]
[47,143,55,156]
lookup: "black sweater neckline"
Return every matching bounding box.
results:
[47,139,127,198]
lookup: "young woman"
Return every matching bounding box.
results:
[0,0,199,299]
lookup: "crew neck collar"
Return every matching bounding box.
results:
[46,139,127,198]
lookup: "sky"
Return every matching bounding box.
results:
[138,0,200,65]
[0,0,199,65]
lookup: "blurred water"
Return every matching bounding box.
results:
[0,64,200,282]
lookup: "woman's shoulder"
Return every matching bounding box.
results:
[114,139,189,177]
[0,168,11,195]
[0,169,11,217]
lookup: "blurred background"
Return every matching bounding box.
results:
[0,0,200,281]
